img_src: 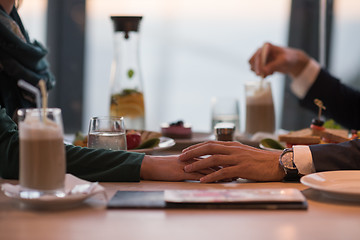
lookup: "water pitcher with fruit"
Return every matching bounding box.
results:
[109,16,145,130]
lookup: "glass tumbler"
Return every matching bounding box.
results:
[244,80,275,135]
[211,97,240,133]
[87,116,127,150]
[18,108,66,198]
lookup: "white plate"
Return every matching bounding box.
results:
[301,171,360,202]
[1,174,106,209]
[129,136,175,153]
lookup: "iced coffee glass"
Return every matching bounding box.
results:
[244,81,275,135]
[18,108,66,198]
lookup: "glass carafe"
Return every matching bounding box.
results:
[109,16,145,130]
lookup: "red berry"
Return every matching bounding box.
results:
[126,132,142,150]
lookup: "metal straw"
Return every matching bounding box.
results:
[17,79,42,121]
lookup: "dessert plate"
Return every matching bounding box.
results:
[300,170,360,202]
[1,174,107,209]
[174,132,215,145]
[129,137,175,153]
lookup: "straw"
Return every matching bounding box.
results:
[17,79,43,121]
[18,80,41,109]
[260,43,269,82]
[257,43,269,90]
[38,80,48,123]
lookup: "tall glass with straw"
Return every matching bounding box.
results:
[17,80,66,198]
[244,43,275,136]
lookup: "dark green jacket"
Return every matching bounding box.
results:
[0,6,55,119]
[0,106,145,181]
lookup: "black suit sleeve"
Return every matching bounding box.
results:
[310,139,360,171]
[297,69,360,171]
[299,69,360,130]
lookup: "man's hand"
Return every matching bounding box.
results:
[249,42,310,78]
[179,141,285,183]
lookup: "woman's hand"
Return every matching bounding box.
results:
[249,42,310,78]
[179,141,285,183]
[140,155,214,181]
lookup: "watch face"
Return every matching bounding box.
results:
[282,152,296,170]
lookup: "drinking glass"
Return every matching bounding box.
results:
[18,108,66,198]
[211,97,240,133]
[87,116,127,150]
[244,80,275,135]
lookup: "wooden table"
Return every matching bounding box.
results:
[1,178,360,240]
[2,135,360,240]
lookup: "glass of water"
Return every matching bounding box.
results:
[87,116,127,150]
[211,97,240,133]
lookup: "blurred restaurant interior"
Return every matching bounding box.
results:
[19,0,360,134]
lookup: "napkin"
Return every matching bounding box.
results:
[1,174,106,201]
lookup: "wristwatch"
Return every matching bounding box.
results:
[279,148,302,181]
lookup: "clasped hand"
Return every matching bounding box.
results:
[179,141,284,183]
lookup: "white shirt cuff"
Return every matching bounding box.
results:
[290,58,321,99]
[293,145,315,175]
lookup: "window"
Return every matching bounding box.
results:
[330,0,360,89]
[18,0,47,44]
[18,0,360,134]
[84,0,290,133]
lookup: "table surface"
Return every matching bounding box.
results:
[2,135,360,240]
[2,178,360,240]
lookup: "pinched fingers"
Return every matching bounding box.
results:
[199,167,239,183]
[197,168,217,175]
[249,48,262,72]
[181,140,243,156]
[183,172,207,181]
[179,143,235,162]
[182,141,236,153]
[181,142,209,152]
[184,154,237,173]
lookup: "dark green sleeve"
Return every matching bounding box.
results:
[0,107,20,179]
[65,145,144,182]
[0,106,145,182]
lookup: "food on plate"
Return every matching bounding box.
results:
[278,128,321,147]
[260,138,285,150]
[310,118,325,132]
[135,138,160,149]
[263,99,354,149]
[134,130,162,143]
[279,98,351,147]
[127,129,162,150]
[161,120,192,139]
[278,126,351,148]
[125,130,142,150]
[73,132,88,147]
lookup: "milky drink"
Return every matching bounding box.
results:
[18,108,66,193]
[245,81,275,135]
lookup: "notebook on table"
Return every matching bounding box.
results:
[107,188,308,210]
